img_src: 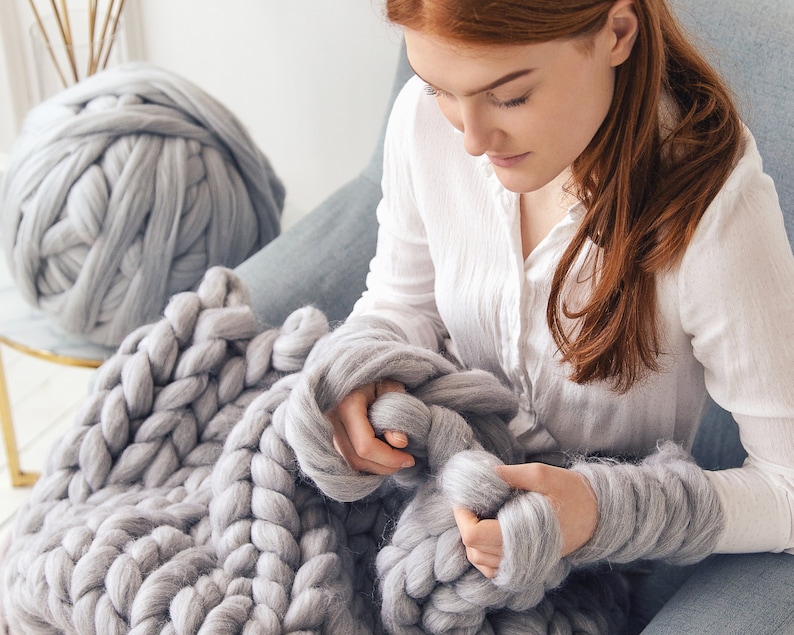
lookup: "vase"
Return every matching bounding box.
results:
[29,9,125,102]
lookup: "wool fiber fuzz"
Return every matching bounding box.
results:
[284,317,621,632]
[0,267,720,634]
[1,63,284,346]
[569,443,724,567]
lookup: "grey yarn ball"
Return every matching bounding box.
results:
[1,62,284,346]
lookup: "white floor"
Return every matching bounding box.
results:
[0,345,95,532]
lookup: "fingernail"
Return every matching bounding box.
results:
[401,458,415,468]
[393,432,408,444]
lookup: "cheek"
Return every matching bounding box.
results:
[550,74,613,149]
[437,100,464,133]
[576,67,615,129]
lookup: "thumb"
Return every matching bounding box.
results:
[495,463,546,493]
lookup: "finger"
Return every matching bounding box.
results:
[327,410,393,474]
[376,383,410,448]
[383,429,409,448]
[335,392,414,471]
[326,402,400,475]
[329,416,406,476]
[452,508,503,555]
[344,415,414,469]
[465,546,502,570]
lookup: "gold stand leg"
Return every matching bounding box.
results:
[0,346,39,487]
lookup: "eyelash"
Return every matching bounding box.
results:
[497,94,530,109]
[423,83,530,109]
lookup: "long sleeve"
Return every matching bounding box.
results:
[350,79,447,352]
[350,75,794,556]
[676,134,794,554]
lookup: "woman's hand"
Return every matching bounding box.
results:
[324,379,415,475]
[453,462,598,578]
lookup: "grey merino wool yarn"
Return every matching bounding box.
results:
[1,62,284,346]
[284,318,602,631]
[0,268,722,634]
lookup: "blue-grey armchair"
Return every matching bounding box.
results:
[236,0,794,631]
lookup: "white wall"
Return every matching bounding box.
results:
[0,34,17,158]
[0,0,29,170]
[0,0,403,226]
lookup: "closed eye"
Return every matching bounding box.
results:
[424,81,530,109]
[423,83,452,99]
[494,92,531,109]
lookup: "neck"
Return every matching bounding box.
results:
[519,168,577,259]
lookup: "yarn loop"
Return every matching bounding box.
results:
[1,63,284,345]
[0,267,675,634]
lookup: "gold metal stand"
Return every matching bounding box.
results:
[0,335,103,487]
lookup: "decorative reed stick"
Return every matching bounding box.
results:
[87,0,97,76]
[92,0,125,75]
[51,0,79,82]
[26,0,68,90]
[97,0,125,71]
[28,0,127,93]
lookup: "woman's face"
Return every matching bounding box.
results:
[404,23,628,194]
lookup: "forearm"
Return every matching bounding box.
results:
[707,463,794,554]
[568,442,724,567]
[706,415,794,554]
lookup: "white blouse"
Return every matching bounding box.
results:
[351,76,794,555]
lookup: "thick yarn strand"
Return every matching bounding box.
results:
[2,268,637,634]
[1,63,284,346]
[284,316,626,633]
[568,442,724,567]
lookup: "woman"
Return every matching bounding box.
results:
[317,0,794,630]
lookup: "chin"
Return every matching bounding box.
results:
[493,164,568,195]
[494,173,547,195]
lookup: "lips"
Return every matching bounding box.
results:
[487,152,530,168]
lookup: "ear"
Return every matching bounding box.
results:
[607,0,639,67]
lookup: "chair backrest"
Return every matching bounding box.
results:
[362,41,414,185]
[673,0,794,246]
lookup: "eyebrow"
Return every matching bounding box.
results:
[410,65,535,97]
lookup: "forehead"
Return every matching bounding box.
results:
[404,28,579,90]
[405,28,541,67]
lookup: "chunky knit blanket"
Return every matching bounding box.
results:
[1,267,635,634]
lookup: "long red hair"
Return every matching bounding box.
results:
[386,0,742,391]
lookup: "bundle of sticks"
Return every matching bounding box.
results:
[27,0,127,89]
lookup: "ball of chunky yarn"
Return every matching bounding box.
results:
[1,62,284,346]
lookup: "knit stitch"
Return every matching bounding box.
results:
[1,267,638,634]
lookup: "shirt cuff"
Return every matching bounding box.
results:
[706,462,794,553]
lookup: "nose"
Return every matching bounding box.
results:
[446,102,499,157]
